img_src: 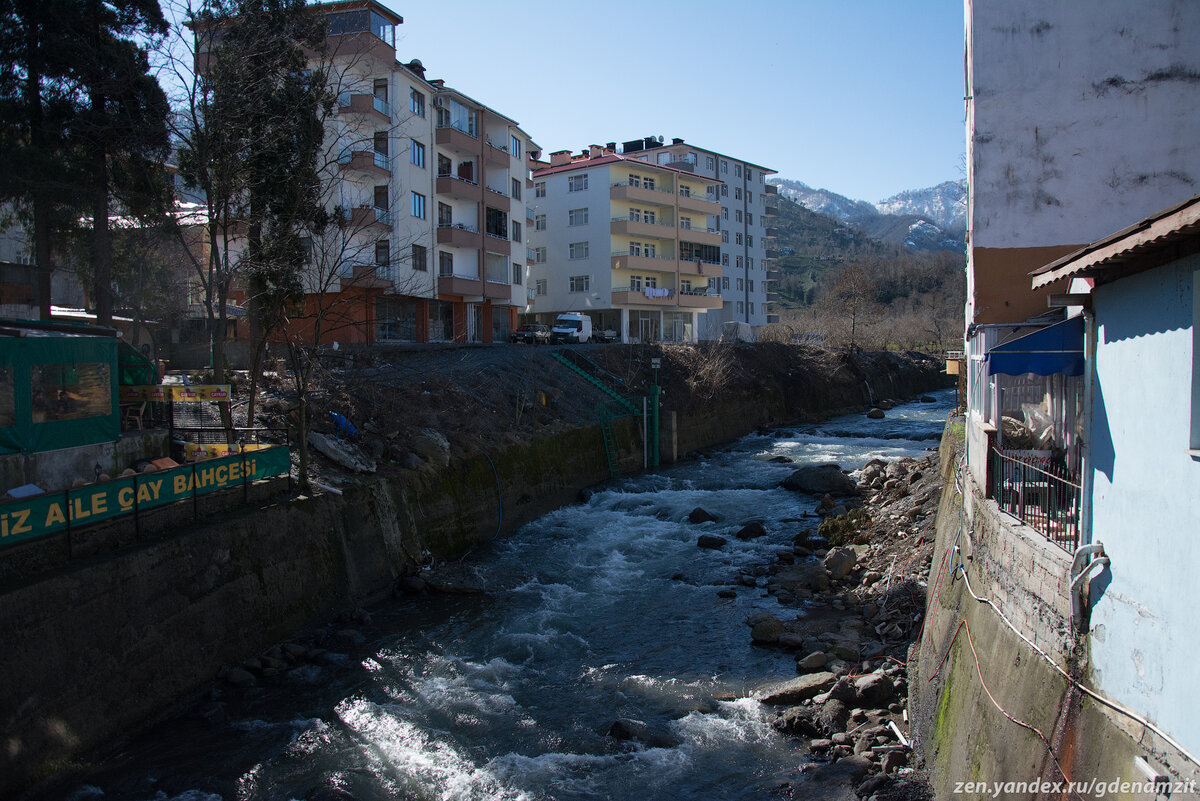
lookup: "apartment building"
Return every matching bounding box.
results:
[614,137,778,339]
[525,145,723,343]
[194,0,537,345]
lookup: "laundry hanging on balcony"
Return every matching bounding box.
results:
[986,315,1085,376]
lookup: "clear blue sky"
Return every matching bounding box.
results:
[386,0,965,203]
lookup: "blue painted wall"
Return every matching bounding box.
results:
[1088,253,1199,755]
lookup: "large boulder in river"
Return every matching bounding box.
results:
[697,534,727,550]
[866,408,885,419]
[823,547,858,580]
[779,464,859,497]
[735,521,767,540]
[754,671,837,705]
[687,507,719,523]
[607,718,682,748]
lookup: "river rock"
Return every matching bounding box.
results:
[735,521,767,540]
[716,587,737,598]
[793,755,872,801]
[769,455,794,463]
[779,464,859,497]
[773,706,820,737]
[751,616,785,643]
[882,750,908,773]
[224,667,256,688]
[286,665,324,686]
[827,676,858,704]
[687,507,719,523]
[809,738,834,752]
[817,698,850,734]
[823,547,857,579]
[697,534,727,550]
[920,394,937,402]
[854,671,895,707]
[877,400,895,410]
[308,432,377,473]
[754,671,837,705]
[607,718,682,749]
[797,651,828,672]
[866,408,885,419]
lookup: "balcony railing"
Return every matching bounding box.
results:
[610,181,675,196]
[611,251,675,261]
[611,216,675,227]
[438,222,479,233]
[485,230,509,241]
[991,447,1082,552]
[485,185,509,198]
[614,285,675,298]
[436,120,477,138]
[484,138,510,155]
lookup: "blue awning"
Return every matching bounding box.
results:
[986,315,1085,376]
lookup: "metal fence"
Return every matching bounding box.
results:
[992,447,1081,552]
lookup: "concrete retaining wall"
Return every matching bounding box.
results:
[912,418,1200,800]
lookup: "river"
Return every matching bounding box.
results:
[56,391,953,801]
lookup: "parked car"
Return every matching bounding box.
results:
[510,323,551,344]
[594,328,619,343]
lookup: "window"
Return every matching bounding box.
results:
[568,207,588,226]
[735,188,742,200]
[375,240,390,278]
[630,275,642,290]
[645,275,657,289]
[749,303,755,314]
[511,177,521,200]
[722,208,728,220]
[31,363,110,422]
[721,184,728,197]
[644,209,656,224]
[535,181,546,197]
[627,174,640,187]
[644,242,656,258]
[412,243,427,271]
[512,262,522,284]
[679,216,691,230]
[511,135,521,158]
[737,278,744,291]
[680,279,692,293]
[410,88,425,117]
[657,152,670,165]
[748,235,753,247]
[439,251,453,276]
[736,256,743,269]
[722,277,730,289]
[569,274,590,292]
[679,184,691,197]
[749,279,754,291]
[735,210,742,223]
[722,254,729,266]
[438,153,451,176]
[410,140,425,167]
[569,241,588,259]
[747,213,753,225]
[746,169,753,181]
[534,246,547,262]
[720,160,728,173]
[511,220,521,242]
[411,191,426,218]
[630,241,642,257]
[735,233,743,245]
[737,301,744,313]
[643,176,655,191]
[629,207,641,222]
[438,202,452,227]
[706,156,714,170]
[374,131,388,156]
[722,230,729,243]
[736,164,743,178]
[568,174,588,192]
[534,214,546,231]
[535,278,547,295]
[374,185,389,209]
[748,257,754,268]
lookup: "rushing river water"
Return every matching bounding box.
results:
[59,391,953,801]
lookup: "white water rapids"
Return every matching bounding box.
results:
[60,390,953,801]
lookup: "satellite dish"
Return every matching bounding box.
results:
[657,136,664,143]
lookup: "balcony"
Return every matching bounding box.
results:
[765,249,782,259]
[764,202,779,217]
[678,226,720,247]
[484,186,510,212]
[436,173,482,202]
[766,226,780,238]
[484,231,511,254]
[436,123,479,156]
[678,258,722,280]
[526,247,535,264]
[764,184,778,195]
[338,149,391,177]
[610,182,676,208]
[337,93,390,123]
[483,138,510,166]
[611,251,677,273]
[677,288,723,310]
[610,216,677,240]
[676,191,721,215]
[340,263,392,290]
[484,280,511,300]
[438,272,483,298]
[766,292,781,302]
[766,314,780,324]
[437,223,482,249]
[342,205,392,231]
[766,269,781,282]
[612,287,677,307]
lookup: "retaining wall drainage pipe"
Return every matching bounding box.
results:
[1069,542,1108,632]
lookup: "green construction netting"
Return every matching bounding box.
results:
[0,324,120,454]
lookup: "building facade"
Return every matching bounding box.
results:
[614,137,778,339]
[525,145,723,343]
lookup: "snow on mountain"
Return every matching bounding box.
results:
[768,177,966,253]
[876,181,965,230]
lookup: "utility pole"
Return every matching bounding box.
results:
[649,356,661,468]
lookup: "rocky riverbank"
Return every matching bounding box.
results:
[690,423,945,801]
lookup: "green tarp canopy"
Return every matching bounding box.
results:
[117,339,156,386]
[0,320,121,454]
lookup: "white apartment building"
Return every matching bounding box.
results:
[525,145,723,343]
[615,137,778,339]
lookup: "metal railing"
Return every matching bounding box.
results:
[991,447,1081,552]
[436,120,477,138]
[610,216,675,227]
[611,251,675,260]
[610,181,675,195]
[438,171,479,185]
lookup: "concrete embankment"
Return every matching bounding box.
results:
[0,346,948,795]
[911,420,1200,800]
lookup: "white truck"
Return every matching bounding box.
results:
[550,313,593,344]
